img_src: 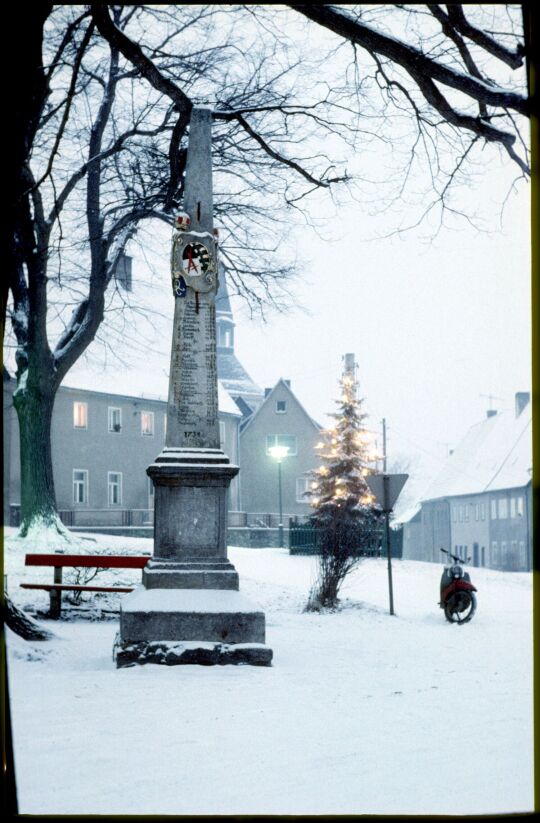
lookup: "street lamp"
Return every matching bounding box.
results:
[268,445,289,547]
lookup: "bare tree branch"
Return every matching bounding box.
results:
[90,3,193,115]
[32,21,95,194]
[444,4,525,69]
[289,4,528,115]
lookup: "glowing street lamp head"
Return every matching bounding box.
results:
[269,445,289,461]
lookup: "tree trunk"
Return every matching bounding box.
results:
[4,596,55,641]
[12,376,61,535]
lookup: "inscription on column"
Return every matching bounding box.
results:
[166,288,219,449]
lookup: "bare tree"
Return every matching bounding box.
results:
[5,5,356,538]
[7,6,176,537]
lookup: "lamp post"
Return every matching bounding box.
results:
[269,445,289,547]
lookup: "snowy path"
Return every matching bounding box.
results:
[5,538,534,815]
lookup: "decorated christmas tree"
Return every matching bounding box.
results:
[306,355,382,610]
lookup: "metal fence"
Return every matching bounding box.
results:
[9,505,309,533]
[289,520,402,557]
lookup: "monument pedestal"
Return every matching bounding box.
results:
[115,588,272,667]
[142,448,240,591]
[143,559,239,590]
[114,448,273,667]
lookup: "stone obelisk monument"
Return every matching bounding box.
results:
[115,107,272,667]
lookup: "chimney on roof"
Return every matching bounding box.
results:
[515,391,530,418]
[486,409,497,419]
[264,388,272,398]
[283,379,290,387]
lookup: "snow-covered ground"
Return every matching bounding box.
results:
[4,529,534,815]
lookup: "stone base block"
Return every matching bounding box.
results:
[143,559,239,590]
[119,588,267,645]
[114,636,272,668]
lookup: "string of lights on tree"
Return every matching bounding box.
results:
[308,369,381,525]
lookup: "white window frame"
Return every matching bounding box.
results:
[108,471,123,506]
[73,469,89,504]
[498,498,508,519]
[517,496,524,517]
[452,506,457,523]
[276,400,287,414]
[266,434,298,456]
[141,410,155,436]
[73,402,88,430]
[108,406,122,433]
[491,499,497,520]
[480,502,486,521]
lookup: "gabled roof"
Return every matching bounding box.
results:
[421,401,532,501]
[240,378,322,435]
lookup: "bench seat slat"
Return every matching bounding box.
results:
[24,554,150,569]
[20,583,135,593]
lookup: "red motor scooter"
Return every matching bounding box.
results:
[439,548,477,624]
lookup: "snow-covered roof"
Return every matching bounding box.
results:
[217,381,242,417]
[394,502,422,525]
[60,374,240,417]
[216,351,264,404]
[421,402,532,501]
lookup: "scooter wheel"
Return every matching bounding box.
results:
[444,591,477,624]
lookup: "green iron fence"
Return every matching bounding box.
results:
[289,520,403,558]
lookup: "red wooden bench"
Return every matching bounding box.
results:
[21,553,150,618]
